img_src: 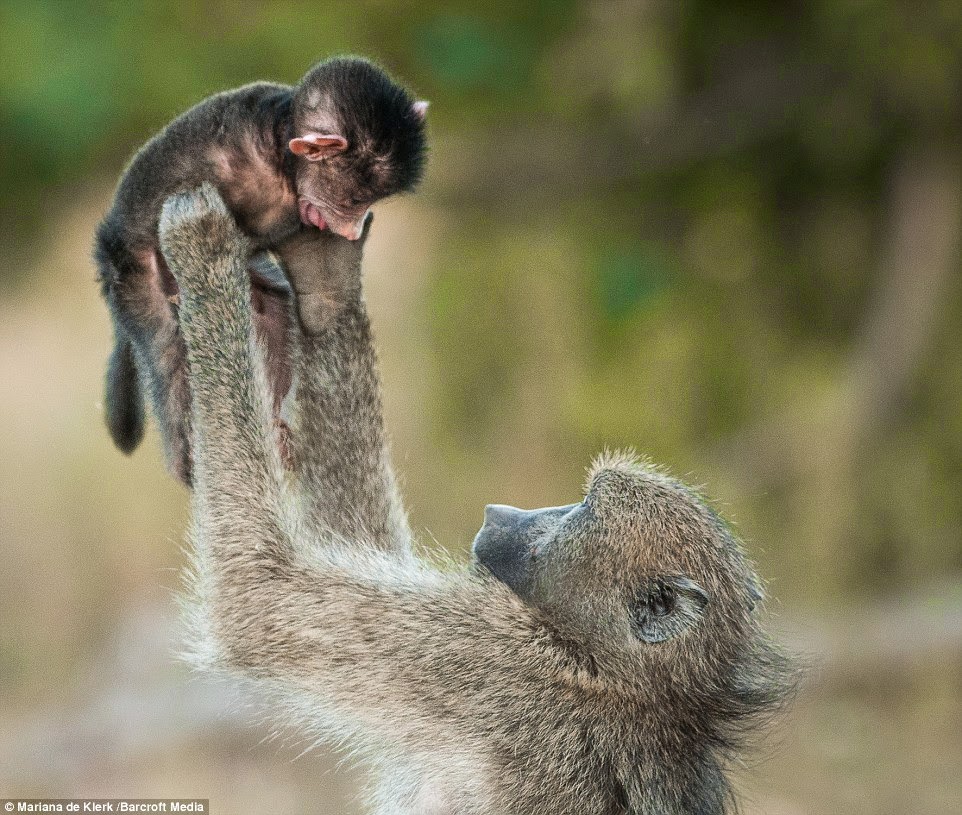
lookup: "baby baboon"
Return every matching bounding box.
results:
[95,56,427,483]
[162,185,794,815]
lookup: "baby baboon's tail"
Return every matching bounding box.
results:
[105,331,145,454]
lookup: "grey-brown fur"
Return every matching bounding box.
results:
[95,56,426,484]
[162,185,794,815]
[284,215,412,554]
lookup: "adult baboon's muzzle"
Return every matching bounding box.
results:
[472,503,579,595]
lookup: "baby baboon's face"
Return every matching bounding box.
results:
[291,147,393,242]
[288,57,427,242]
[472,452,761,652]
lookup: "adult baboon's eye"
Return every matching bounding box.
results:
[649,583,674,617]
[631,576,708,644]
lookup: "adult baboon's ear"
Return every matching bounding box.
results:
[746,575,764,612]
[631,576,709,644]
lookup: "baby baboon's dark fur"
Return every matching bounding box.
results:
[95,56,427,483]
[162,185,795,815]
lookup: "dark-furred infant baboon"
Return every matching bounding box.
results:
[160,185,794,815]
[95,55,427,484]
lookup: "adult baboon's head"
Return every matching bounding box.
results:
[473,450,790,715]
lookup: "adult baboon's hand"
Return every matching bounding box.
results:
[277,208,374,334]
[158,184,251,297]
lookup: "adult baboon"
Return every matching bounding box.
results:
[161,185,794,815]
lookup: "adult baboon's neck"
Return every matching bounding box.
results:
[628,744,732,815]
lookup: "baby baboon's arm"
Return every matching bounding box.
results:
[281,224,412,555]
[160,186,519,743]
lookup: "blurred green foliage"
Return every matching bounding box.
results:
[2,0,961,610]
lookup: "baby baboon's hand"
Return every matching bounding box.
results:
[158,184,250,295]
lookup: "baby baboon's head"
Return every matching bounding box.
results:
[289,56,427,241]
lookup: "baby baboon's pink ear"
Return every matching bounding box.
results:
[411,100,429,120]
[289,133,348,161]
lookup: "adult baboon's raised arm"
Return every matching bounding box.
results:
[281,221,413,555]
[161,184,795,815]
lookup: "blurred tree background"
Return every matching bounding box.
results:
[1,1,960,813]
